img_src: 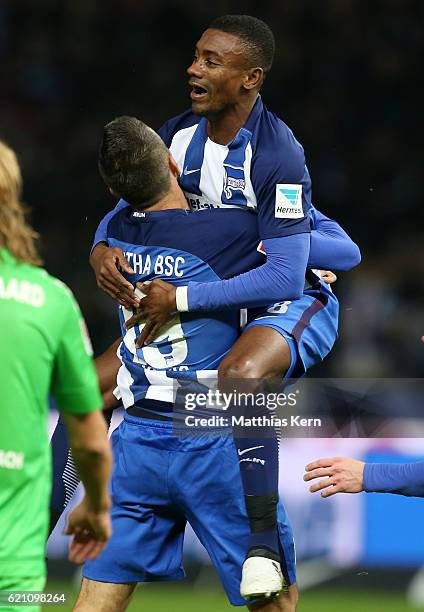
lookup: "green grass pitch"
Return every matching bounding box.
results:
[42,582,424,611]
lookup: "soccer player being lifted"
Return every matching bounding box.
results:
[90,15,360,603]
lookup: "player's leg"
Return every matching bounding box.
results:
[219,286,339,599]
[73,578,136,612]
[80,415,186,604]
[175,430,297,609]
[247,585,298,612]
[219,325,292,381]
[219,326,292,597]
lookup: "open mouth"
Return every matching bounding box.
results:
[190,83,208,100]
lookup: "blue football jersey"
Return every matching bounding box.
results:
[159,95,311,239]
[105,207,263,409]
[93,98,332,258]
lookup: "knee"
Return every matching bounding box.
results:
[218,355,263,381]
[219,355,289,382]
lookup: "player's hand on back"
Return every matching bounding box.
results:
[320,270,337,284]
[124,279,177,347]
[303,456,365,497]
[65,496,112,564]
[90,243,140,309]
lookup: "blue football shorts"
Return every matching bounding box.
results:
[83,414,296,606]
[246,280,339,379]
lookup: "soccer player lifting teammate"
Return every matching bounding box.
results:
[0,141,112,612]
[74,116,359,612]
[90,15,360,605]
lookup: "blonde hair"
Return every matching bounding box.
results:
[0,141,42,266]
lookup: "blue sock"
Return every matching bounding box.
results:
[233,427,280,558]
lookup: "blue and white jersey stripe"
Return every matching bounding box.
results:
[159,96,311,240]
[93,97,312,250]
[170,118,256,211]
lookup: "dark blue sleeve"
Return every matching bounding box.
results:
[251,130,311,240]
[91,199,130,253]
[309,208,361,271]
[363,461,424,497]
[157,122,173,147]
[157,110,196,147]
[187,232,310,310]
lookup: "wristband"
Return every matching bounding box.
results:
[176,286,189,312]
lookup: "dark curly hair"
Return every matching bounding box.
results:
[208,14,275,74]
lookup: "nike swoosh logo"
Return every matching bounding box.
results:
[237,445,265,456]
[183,167,201,175]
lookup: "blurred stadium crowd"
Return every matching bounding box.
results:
[1,0,423,375]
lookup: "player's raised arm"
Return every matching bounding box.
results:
[130,208,360,344]
[132,232,309,344]
[308,207,361,271]
[133,207,360,345]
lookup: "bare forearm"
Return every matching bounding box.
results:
[71,443,111,512]
[89,242,108,273]
[62,411,112,513]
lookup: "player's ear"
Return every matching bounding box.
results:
[243,67,263,91]
[168,154,180,178]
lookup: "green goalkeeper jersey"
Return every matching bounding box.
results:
[0,248,102,579]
